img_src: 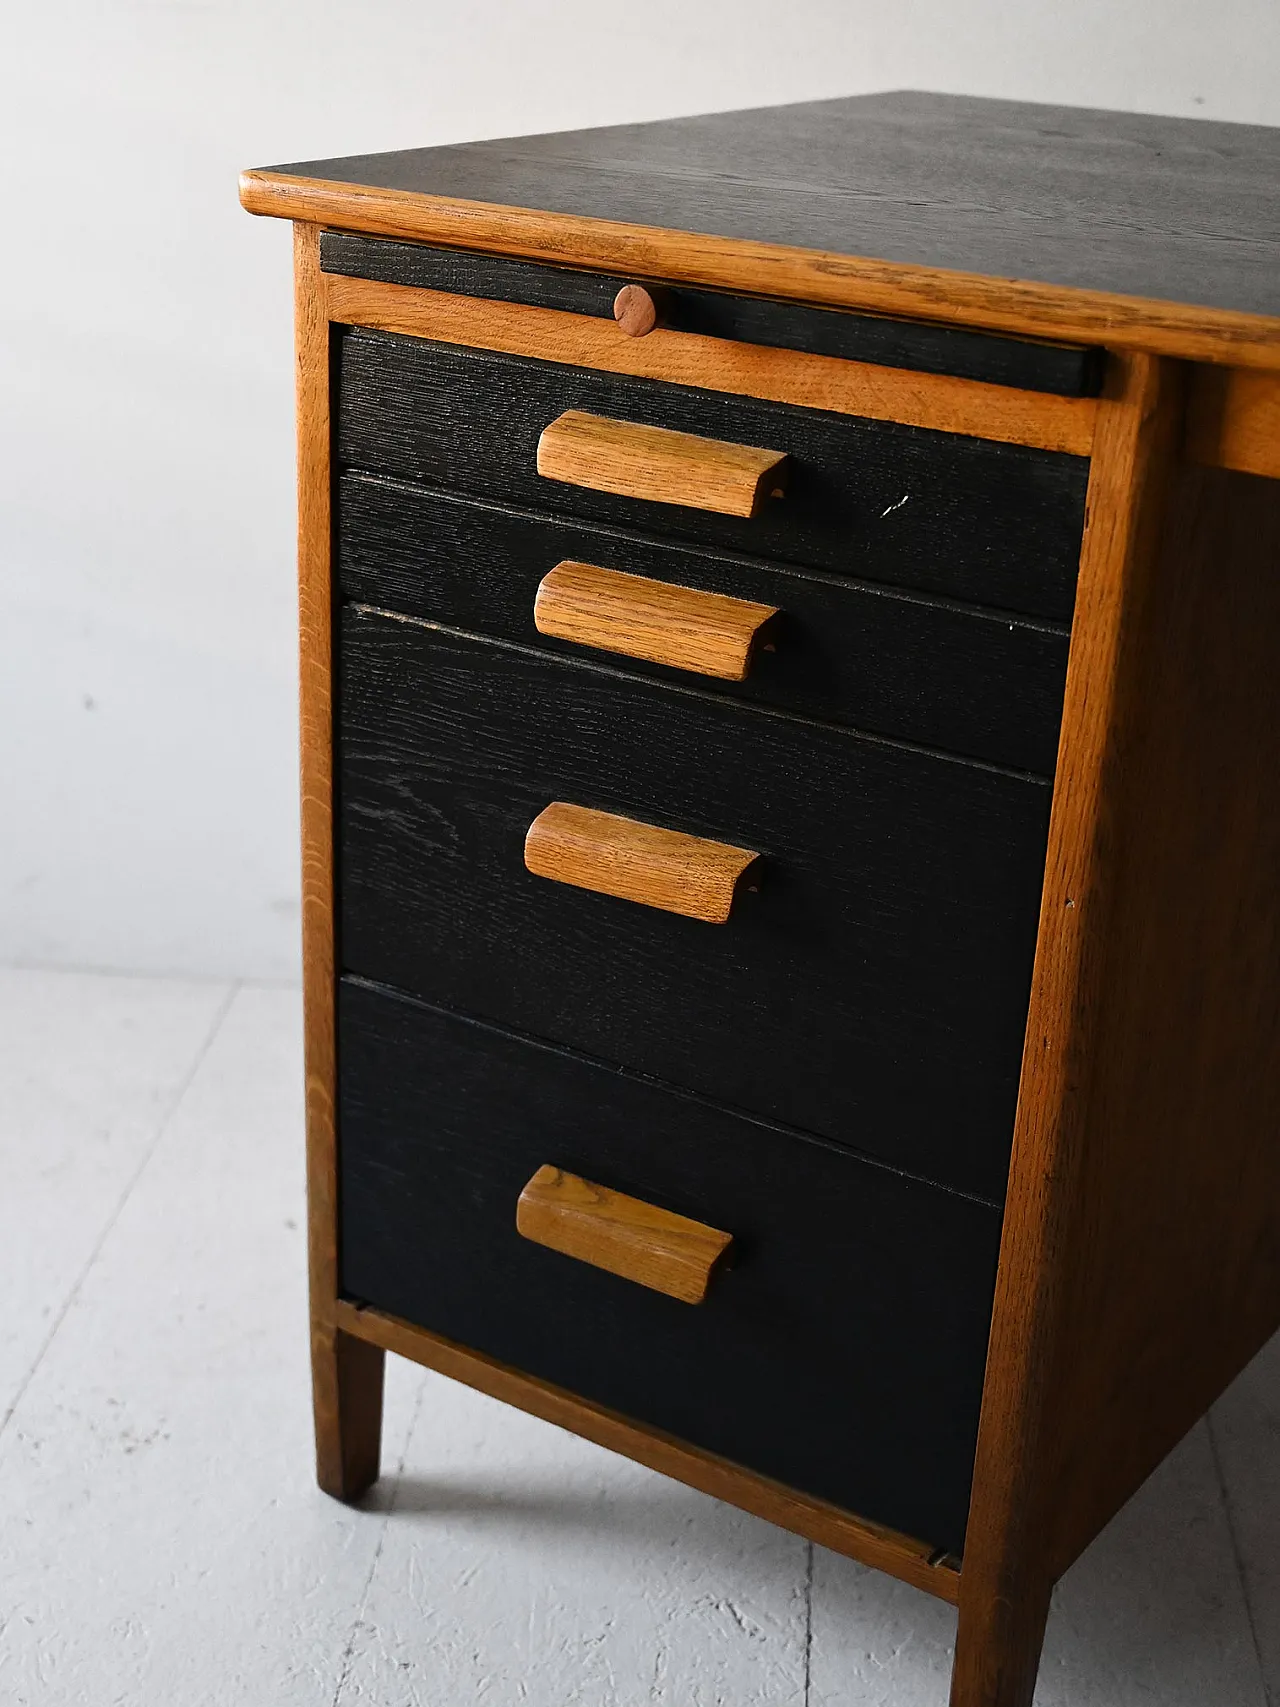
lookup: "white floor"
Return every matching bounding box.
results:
[0,969,1275,1707]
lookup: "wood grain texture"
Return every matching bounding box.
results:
[311,1323,385,1500]
[612,283,665,336]
[242,94,1280,369]
[325,273,1097,457]
[335,1297,962,1602]
[336,329,1090,622]
[534,559,780,682]
[536,409,789,519]
[338,477,1070,774]
[338,611,1051,1202]
[337,977,1003,1555]
[524,801,761,925]
[1029,460,1280,1569]
[1186,364,1280,479]
[292,222,389,1495]
[952,350,1182,1707]
[516,1165,734,1303]
[957,358,1280,1705]
[319,231,1104,397]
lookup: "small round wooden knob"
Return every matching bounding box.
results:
[613,284,662,338]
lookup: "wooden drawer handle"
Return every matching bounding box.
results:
[516,1165,732,1304]
[524,802,760,924]
[536,410,789,519]
[534,561,781,681]
[612,283,671,337]
[522,805,757,928]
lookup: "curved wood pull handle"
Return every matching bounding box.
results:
[536,410,789,519]
[516,1165,732,1304]
[534,561,781,681]
[524,802,760,924]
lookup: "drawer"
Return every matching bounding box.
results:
[338,977,1004,1556]
[336,327,1089,622]
[321,232,1105,396]
[338,473,1070,774]
[338,608,1052,1201]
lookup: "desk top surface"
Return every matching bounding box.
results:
[242,92,1280,367]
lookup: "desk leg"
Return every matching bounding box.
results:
[950,1572,1051,1707]
[312,1320,385,1500]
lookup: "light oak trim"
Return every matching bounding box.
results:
[524,802,760,924]
[296,221,338,1323]
[241,172,1280,373]
[953,351,1184,1707]
[535,560,780,680]
[1186,365,1280,479]
[321,272,1096,456]
[295,224,387,1499]
[331,1299,963,1604]
[516,1165,733,1304]
[537,410,788,519]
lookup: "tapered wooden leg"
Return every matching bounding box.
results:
[950,1572,1051,1707]
[312,1322,386,1500]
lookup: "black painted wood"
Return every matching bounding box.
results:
[274,93,1280,319]
[338,609,1052,1202]
[336,329,1089,622]
[338,473,1070,775]
[338,976,1004,1555]
[320,231,1103,397]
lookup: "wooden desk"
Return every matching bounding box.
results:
[242,91,1280,1707]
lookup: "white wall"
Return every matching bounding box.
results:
[2,0,1277,980]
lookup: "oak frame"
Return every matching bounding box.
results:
[292,223,1280,1707]
[248,168,1280,371]
[322,272,1098,455]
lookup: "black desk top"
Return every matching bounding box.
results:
[243,92,1280,366]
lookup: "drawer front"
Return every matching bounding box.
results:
[339,473,1070,774]
[321,231,1104,397]
[338,608,1052,1201]
[336,327,1089,622]
[338,978,1004,1556]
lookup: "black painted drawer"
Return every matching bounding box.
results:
[338,977,1004,1556]
[336,328,1089,622]
[322,231,1104,397]
[338,473,1070,775]
[338,608,1051,1201]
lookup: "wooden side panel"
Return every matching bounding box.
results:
[1039,456,1280,1568]
[956,357,1280,1704]
[295,221,385,1497]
